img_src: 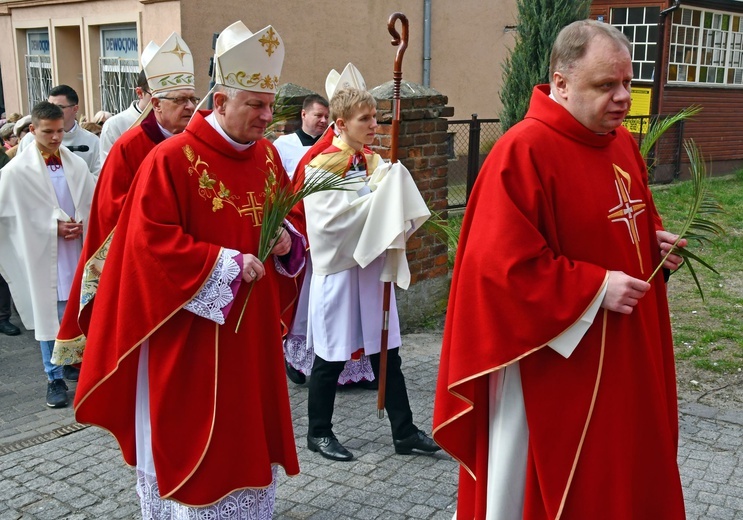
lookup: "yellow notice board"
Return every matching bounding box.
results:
[623,87,652,134]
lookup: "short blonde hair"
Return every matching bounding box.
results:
[330,88,376,122]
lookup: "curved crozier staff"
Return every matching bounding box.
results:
[378,11,409,419]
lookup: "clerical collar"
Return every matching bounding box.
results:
[39,149,62,171]
[205,112,255,151]
[156,121,174,139]
[296,128,320,146]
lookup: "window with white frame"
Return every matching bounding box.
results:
[25,30,52,112]
[611,6,661,81]
[668,7,743,86]
[99,25,139,113]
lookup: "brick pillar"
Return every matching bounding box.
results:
[370,80,454,331]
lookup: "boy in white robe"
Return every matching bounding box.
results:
[0,101,95,407]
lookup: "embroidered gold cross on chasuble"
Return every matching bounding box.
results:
[607,163,647,274]
[183,144,281,227]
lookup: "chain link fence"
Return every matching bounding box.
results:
[446,114,688,210]
[447,115,503,209]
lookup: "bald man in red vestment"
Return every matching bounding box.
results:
[434,20,687,519]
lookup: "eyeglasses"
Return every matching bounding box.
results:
[54,104,76,109]
[158,96,200,106]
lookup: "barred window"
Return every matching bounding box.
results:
[25,30,52,112]
[611,7,660,81]
[99,26,139,114]
[99,57,139,113]
[669,7,743,86]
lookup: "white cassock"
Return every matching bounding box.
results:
[304,158,430,361]
[99,101,142,162]
[272,132,309,179]
[0,144,95,340]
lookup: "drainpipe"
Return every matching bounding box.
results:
[423,0,431,86]
[651,0,681,116]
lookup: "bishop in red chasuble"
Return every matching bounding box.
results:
[433,29,686,517]
[74,110,301,506]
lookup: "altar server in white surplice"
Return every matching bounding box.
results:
[302,63,439,462]
[0,101,95,408]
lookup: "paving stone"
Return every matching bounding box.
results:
[0,330,741,519]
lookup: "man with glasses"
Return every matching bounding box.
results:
[18,85,101,178]
[53,33,198,372]
[73,22,305,518]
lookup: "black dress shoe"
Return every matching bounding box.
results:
[393,431,441,455]
[285,361,306,385]
[63,365,80,382]
[0,319,21,336]
[307,435,353,461]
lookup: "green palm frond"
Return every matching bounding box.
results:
[265,93,301,140]
[646,139,724,300]
[235,158,358,331]
[640,105,702,159]
[423,207,459,248]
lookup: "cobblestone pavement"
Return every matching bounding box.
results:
[1,322,742,519]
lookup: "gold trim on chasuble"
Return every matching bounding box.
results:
[607,164,647,274]
[51,229,116,365]
[183,144,281,227]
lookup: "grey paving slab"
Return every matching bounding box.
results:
[1,324,741,519]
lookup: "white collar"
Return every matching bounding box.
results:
[205,112,254,151]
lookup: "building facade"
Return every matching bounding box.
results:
[0,0,518,121]
[593,0,743,177]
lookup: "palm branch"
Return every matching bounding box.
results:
[234,158,358,332]
[645,139,724,300]
[640,105,702,159]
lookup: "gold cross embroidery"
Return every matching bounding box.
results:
[259,27,280,57]
[238,192,264,226]
[607,164,647,273]
[164,41,189,65]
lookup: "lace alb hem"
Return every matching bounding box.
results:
[136,467,276,520]
[184,249,240,325]
[283,334,375,383]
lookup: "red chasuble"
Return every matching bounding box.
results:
[433,86,684,519]
[54,109,166,362]
[74,111,301,505]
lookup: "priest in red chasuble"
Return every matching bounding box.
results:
[74,21,305,518]
[53,32,197,367]
[433,20,687,519]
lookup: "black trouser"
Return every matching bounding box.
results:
[0,273,11,322]
[307,348,417,441]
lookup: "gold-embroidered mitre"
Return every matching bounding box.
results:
[143,32,195,95]
[214,21,284,94]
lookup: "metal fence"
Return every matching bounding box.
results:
[447,114,503,209]
[25,55,52,113]
[99,57,139,114]
[447,113,688,210]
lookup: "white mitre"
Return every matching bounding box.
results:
[214,21,284,94]
[143,32,195,95]
[325,63,366,100]
[140,40,159,70]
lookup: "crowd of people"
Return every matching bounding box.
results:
[0,18,689,520]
